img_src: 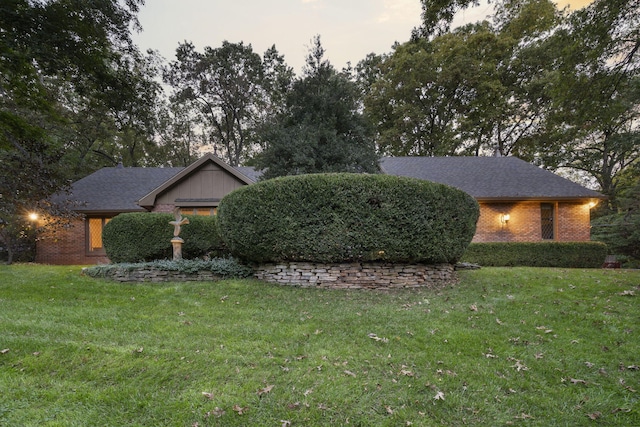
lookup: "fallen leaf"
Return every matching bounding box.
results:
[385,405,394,414]
[585,361,595,368]
[344,370,357,377]
[318,403,329,410]
[570,378,588,385]
[434,391,445,401]
[511,360,529,372]
[287,402,300,410]
[1,349,9,354]
[303,388,313,396]
[205,407,225,418]
[587,412,602,420]
[368,333,389,343]
[257,385,274,396]
[469,304,478,311]
[233,404,248,415]
[612,408,631,414]
[201,392,214,400]
[618,290,635,296]
[281,421,291,427]
[515,413,534,420]
[496,318,504,325]
[400,369,414,376]
[628,365,639,371]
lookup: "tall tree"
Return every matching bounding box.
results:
[255,37,379,179]
[537,0,640,205]
[365,0,560,158]
[164,41,278,166]
[0,0,148,263]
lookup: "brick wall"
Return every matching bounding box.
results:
[473,201,592,243]
[152,204,174,213]
[557,201,591,241]
[35,218,110,265]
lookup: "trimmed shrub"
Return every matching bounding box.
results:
[181,215,227,259]
[103,213,226,263]
[460,242,608,268]
[217,173,479,264]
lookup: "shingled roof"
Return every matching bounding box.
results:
[59,166,184,213]
[61,155,603,213]
[380,156,604,200]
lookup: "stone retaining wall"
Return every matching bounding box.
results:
[254,262,456,290]
[86,268,224,283]
[87,262,457,289]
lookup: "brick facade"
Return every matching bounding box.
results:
[473,201,592,243]
[35,218,110,265]
[35,200,594,265]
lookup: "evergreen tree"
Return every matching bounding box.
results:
[255,36,379,179]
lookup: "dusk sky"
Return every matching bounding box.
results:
[132,0,592,74]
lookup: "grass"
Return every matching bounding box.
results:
[0,265,638,426]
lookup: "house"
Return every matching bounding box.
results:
[381,156,605,243]
[36,154,254,265]
[35,154,605,265]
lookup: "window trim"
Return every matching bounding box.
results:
[540,202,556,240]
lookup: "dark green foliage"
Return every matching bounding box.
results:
[102,213,226,263]
[592,215,640,264]
[591,177,640,265]
[254,36,379,179]
[217,173,479,264]
[181,215,228,259]
[83,258,253,279]
[461,242,608,268]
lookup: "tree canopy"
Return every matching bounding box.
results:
[0,0,156,262]
[254,37,379,179]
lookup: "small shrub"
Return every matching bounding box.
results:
[103,213,226,263]
[460,242,608,268]
[83,258,253,279]
[217,173,479,264]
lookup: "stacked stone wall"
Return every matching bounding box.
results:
[254,262,456,290]
[89,262,457,289]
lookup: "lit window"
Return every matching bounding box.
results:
[87,217,110,253]
[179,208,217,216]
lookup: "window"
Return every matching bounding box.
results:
[87,217,111,254]
[540,203,554,240]
[179,207,217,216]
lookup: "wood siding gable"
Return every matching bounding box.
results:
[138,154,253,209]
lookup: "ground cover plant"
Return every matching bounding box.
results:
[1,265,638,426]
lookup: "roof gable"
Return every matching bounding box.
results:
[138,154,255,208]
[380,156,604,200]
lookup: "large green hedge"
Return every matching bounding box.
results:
[217,173,479,264]
[460,242,608,268]
[103,213,226,263]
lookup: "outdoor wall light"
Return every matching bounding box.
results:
[28,212,39,221]
[500,213,510,224]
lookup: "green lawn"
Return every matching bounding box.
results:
[1,265,638,426]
